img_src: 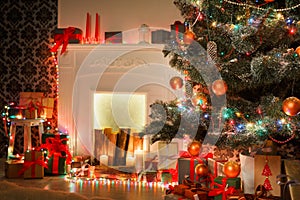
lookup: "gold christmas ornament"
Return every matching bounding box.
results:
[195,163,209,177]
[224,161,241,178]
[187,140,202,156]
[282,96,300,116]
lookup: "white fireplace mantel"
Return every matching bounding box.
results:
[58,43,184,155]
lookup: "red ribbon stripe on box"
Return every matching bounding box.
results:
[208,177,236,200]
[178,151,213,182]
[18,152,48,178]
[37,134,72,174]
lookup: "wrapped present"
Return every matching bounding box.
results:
[240,153,281,196]
[157,169,177,183]
[51,27,82,54]
[19,150,47,179]
[177,151,206,184]
[174,184,190,195]
[214,176,241,189]
[19,92,44,119]
[105,31,122,44]
[39,134,72,175]
[25,108,37,119]
[283,159,300,200]
[170,21,185,41]
[184,188,208,200]
[5,160,24,178]
[208,158,228,178]
[19,92,44,108]
[150,141,178,170]
[164,193,188,200]
[142,171,157,182]
[209,176,238,200]
[40,98,54,118]
[54,27,82,44]
[151,29,170,44]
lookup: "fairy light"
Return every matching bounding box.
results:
[222,0,300,12]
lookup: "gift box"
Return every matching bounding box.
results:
[178,157,203,184]
[40,134,71,175]
[211,176,241,200]
[151,141,178,170]
[5,160,24,178]
[25,108,37,119]
[54,27,82,44]
[240,153,281,197]
[184,188,208,200]
[164,194,188,200]
[208,158,227,178]
[19,92,44,108]
[174,184,190,195]
[41,98,54,118]
[214,176,241,189]
[22,150,46,179]
[283,159,300,200]
[151,29,170,44]
[105,31,122,44]
[157,169,174,183]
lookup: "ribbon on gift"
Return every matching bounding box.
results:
[51,27,80,55]
[38,134,72,165]
[18,154,48,177]
[208,177,236,200]
[179,151,209,182]
[35,100,45,118]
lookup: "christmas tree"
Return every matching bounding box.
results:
[144,0,300,154]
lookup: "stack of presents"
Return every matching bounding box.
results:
[4,92,72,179]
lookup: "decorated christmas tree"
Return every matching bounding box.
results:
[144,0,300,154]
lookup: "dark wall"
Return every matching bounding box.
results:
[0,0,58,156]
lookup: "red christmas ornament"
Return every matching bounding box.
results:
[212,79,228,96]
[169,76,183,90]
[187,140,202,156]
[282,96,300,116]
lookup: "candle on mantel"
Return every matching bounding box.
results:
[85,12,91,42]
[134,149,144,173]
[99,155,108,166]
[95,12,100,42]
[126,155,135,167]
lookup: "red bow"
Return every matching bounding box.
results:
[18,156,48,176]
[51,27,78,55]
[208,177,236,200]
[38,135,72,164]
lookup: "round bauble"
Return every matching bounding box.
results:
[224,161,241,178]
[195,163,209,177]
[295,46,300,56]
[191,93,208,107]
[212,79,228,96]
[169,76,183,90]
[183,29,195,45]
[188,140,202,156]
[282,96,300,116]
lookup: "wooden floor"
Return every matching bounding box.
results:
[0,158,166,200]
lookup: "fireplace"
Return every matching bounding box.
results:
[58,44,184,157]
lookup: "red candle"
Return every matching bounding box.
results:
[95,13,99,42]
[85,12,90,40]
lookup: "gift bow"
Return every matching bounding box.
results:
[51,27,77,55]
[38,135,72,164]
[18,156,48,176]
[208,177,236,200]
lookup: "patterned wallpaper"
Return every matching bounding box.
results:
[0,0,58,157]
